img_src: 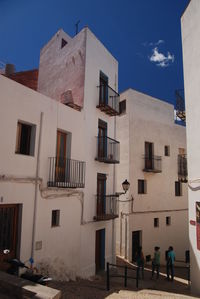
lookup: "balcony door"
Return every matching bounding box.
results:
[98,119,107,159]
[56,130,67,182]
[145,142,154,169]
[97,173,106,218]
[99,71,108,105]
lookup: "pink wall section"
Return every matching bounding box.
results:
[38,29,86,109]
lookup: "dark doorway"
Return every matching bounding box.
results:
[95,228,105,273]
[0,204,20,270]
[132,230,142,262]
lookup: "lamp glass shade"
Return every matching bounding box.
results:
[122,179,130,193]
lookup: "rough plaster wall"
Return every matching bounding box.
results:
[116,89,188,263]
[38,28,86,108]
[0,75,84,280]
[182,0,200,295]
[35,194,82,281]
[79,28,119,275]
[128,210,188,263]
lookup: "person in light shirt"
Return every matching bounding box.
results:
[151,246,160,279]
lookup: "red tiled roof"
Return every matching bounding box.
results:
[6,69,38,91]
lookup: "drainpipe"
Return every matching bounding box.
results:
[31,112,44,261]
[111,73,118,264]
[120,211,123,256]
[125,216,128,259]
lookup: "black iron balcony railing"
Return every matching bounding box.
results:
[95,136,120,164]
[97,84,120,116]
[143,155,162,173]
[94,195,119,221]
[178,154,188,182]
[48,157,86,188]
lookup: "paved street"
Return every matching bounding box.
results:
[49,258,197,299]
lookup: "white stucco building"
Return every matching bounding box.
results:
[181,0,200,294]
[0,27,121,280]
[116,89,189,264]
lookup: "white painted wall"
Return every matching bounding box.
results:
[0,26,119,280]
[80,27,118,275]
[181,0,200,294]
[116,89,188,264]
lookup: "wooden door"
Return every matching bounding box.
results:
[0,204,19,270]
[97,174,106,218]
[56,131,67,182]
[99,72,108,105]
[145,142,154,169]
[98,120,107,159]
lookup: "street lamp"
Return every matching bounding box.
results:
[116,179,130,196]
[122,179,130,194]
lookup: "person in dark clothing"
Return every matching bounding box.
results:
[166,246,175,281]
[136,246,144,279]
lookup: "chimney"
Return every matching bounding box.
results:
[5,64,15,76]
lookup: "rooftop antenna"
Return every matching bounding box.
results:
[75,20,80,35]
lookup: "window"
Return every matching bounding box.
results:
[164,145,170,156]
[138,179,147,194]
[166,216,171,226]
[119,100,126,115]
[154,218,159,227]
[61,38,68,49]
[175,181,182,196]
[15,121,36,156]
[51,210,60,227]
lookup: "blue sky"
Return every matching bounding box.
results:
[0,0,189,105]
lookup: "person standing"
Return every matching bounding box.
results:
[167,246,175,281]
[152,246,160,279]
[136,246,145,279]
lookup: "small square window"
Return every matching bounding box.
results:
[154,218,159,227]
[164,145,170,156]
[61,38,68,49]
[51,210,60,227]
[138,179,147,194]
[15,121,36,156]
[175,181,182,196]
[119,100,126,115]
[166,216,171,226]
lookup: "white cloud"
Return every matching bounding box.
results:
[143,40,165,47]
[149,47,174,67]
[156,39,165,45]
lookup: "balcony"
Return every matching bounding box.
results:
[94,195,119,221]
[143,155,162,173]
[178,154,188,182]
[48,157,86,188]
[175,89,186,122]
[95,136,120,164]
[97,84,119,116]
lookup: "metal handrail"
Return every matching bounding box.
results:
[48,157,86,188]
